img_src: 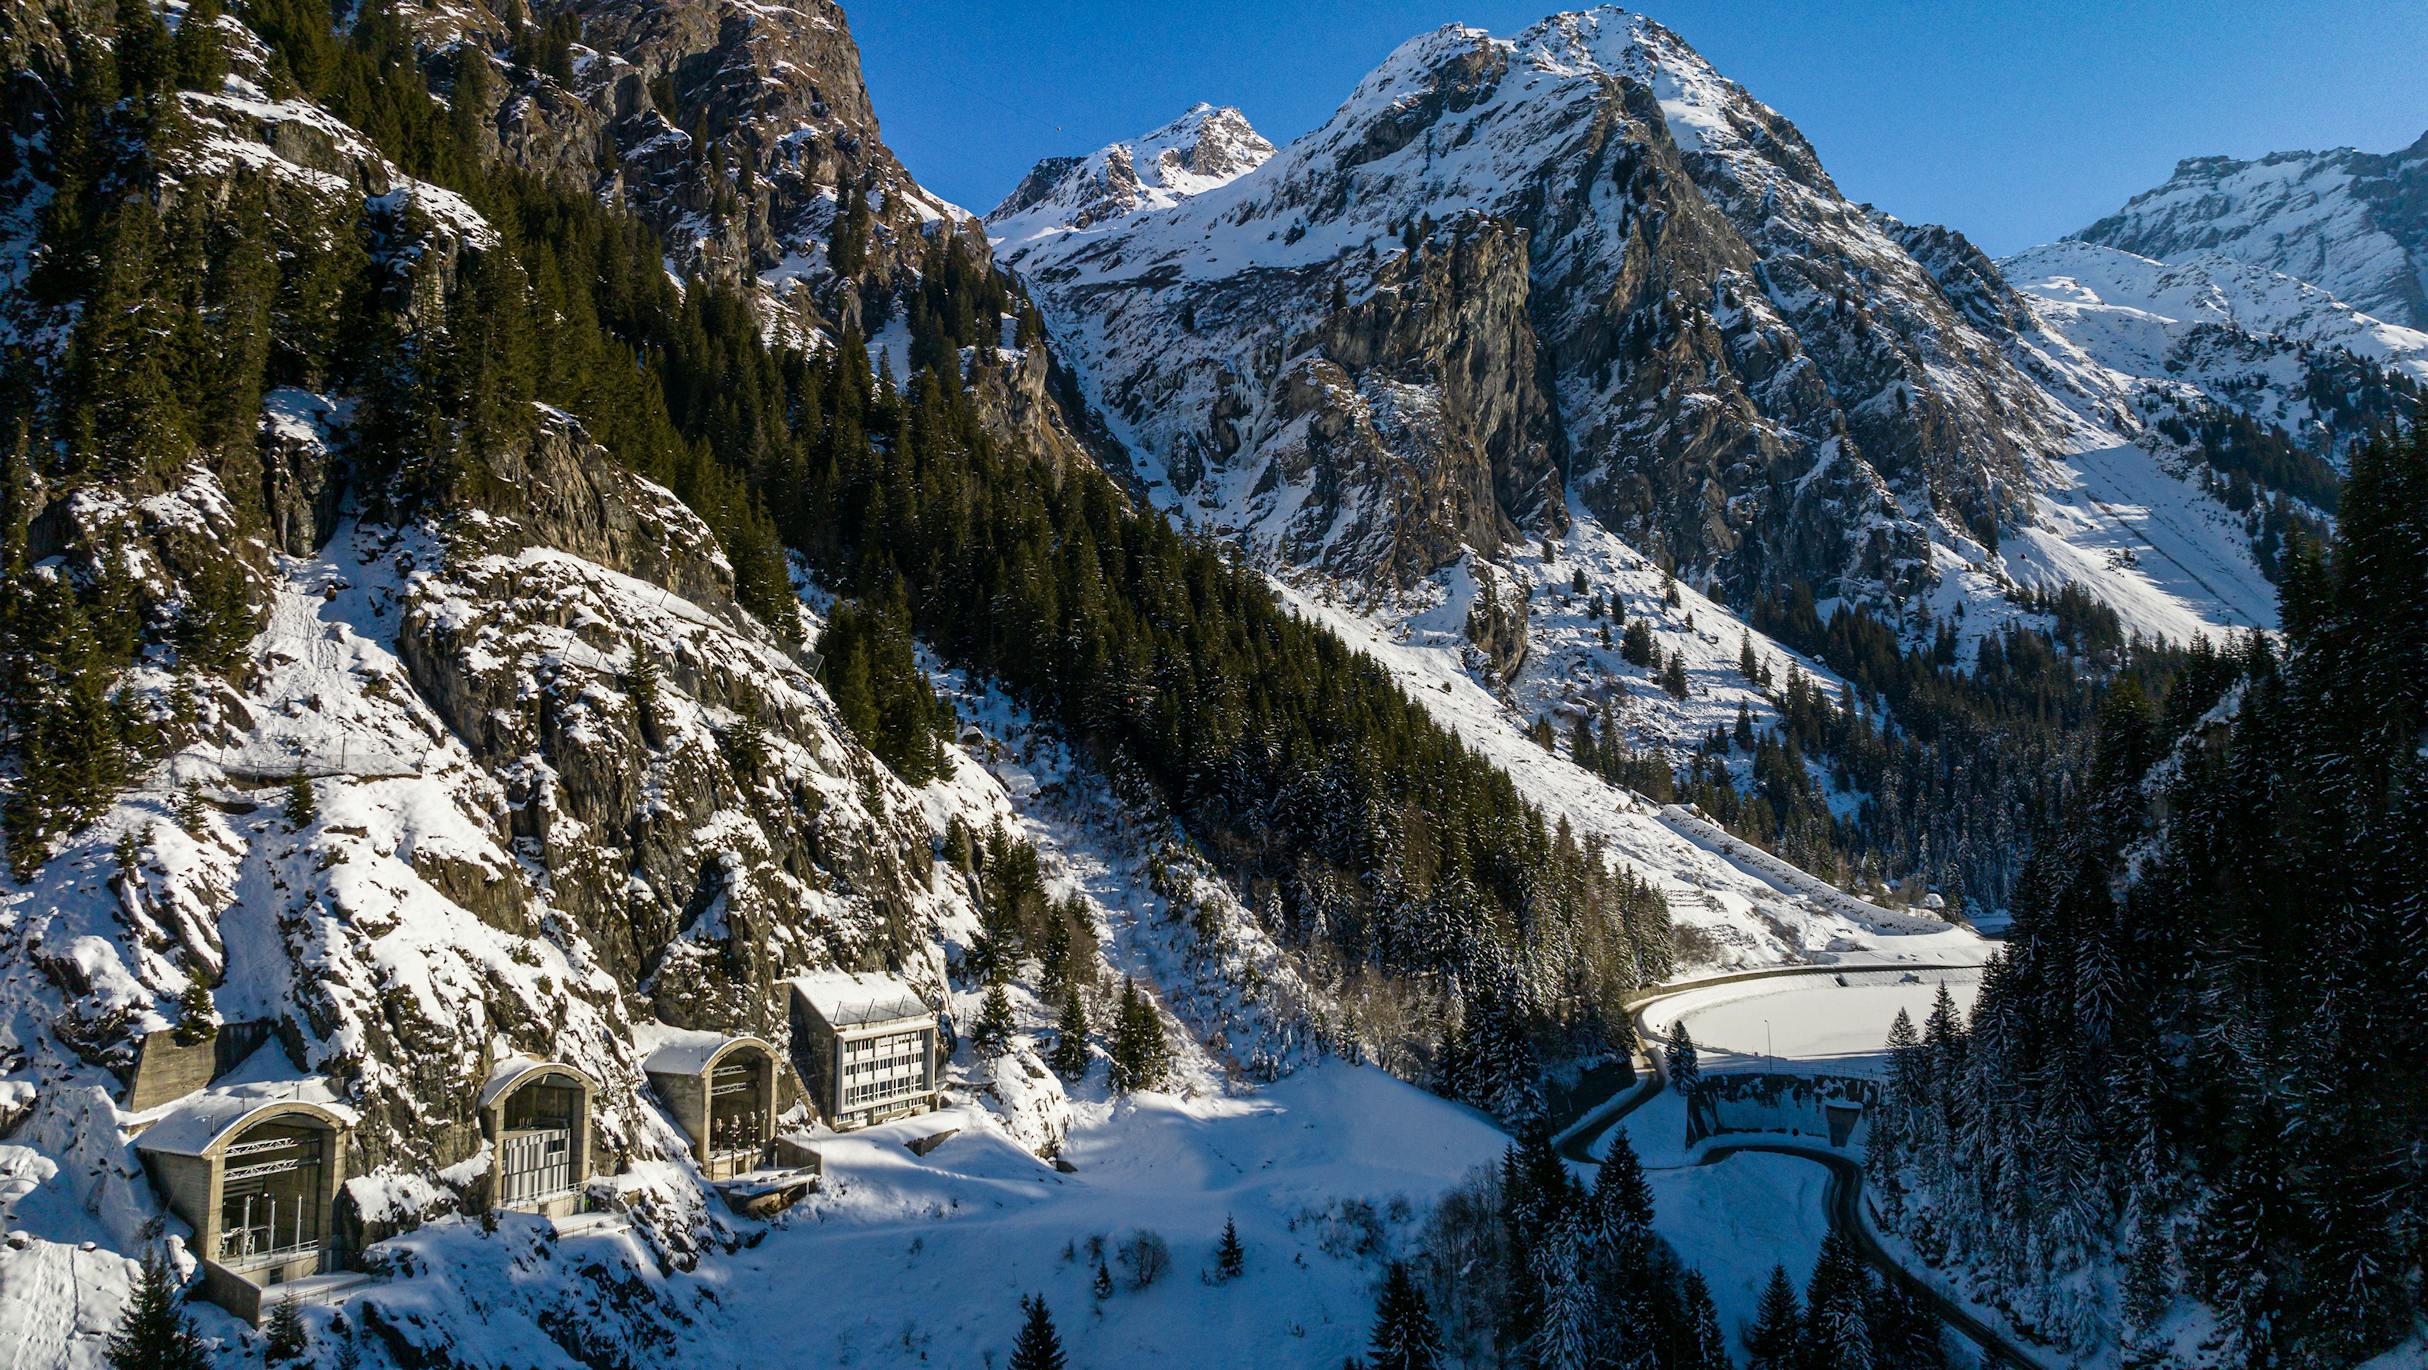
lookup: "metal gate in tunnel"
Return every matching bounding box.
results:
[498,1128,573,1206]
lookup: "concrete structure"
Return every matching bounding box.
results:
[477,1057,596,1217]
[136,1086,355,1319]
[789,972,940,1131]
[119,1020,279,1112]
[643,1029,779,1179]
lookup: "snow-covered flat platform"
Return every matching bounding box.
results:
[694,1063,1509,1367]
[1641,968,1984,1077]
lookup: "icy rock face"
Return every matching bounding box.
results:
[990,8,2071,601]
[2075,132,2428,330]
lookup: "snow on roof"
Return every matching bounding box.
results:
[637,1023,772,1077]
[133,1074,355,1158]
[477,1056,591,1111]
[790,972,930,1029]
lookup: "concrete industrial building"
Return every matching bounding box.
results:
[642,1029,781,1179]
[477,1057,597,1217]
[135,1085,355,1321]
[789,972,940,1130]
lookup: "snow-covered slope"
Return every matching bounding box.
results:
[2074,133,2428,331]
[2002,239,2428,461]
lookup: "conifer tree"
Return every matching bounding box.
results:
[1528,1221,1594,1370]
[1366,1260,1443,1370]
[1676,1269,1730,1370]
[972,983,1015,1056]
[1006,1294,1065,1370]
[1215,1214,1243,1281]
[263,1293,308,1361]
[1048,984,1090,1079]
[1093,1259,1113,1301]
[106,1249,207,1370]
[170,958,218,1045]
[284,770,316,829]
[1802,1230,1875,1370]
[1666,1020,1699,1095]
[1107,979,1169,1092]
[1744,1263,1801,1370]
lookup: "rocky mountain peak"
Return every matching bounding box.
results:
[989,5,2070,601]
[986,102,1272,246]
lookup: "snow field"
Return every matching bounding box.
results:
[704,1064,1508,1367]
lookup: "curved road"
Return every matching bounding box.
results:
[1556,965,2045,1370]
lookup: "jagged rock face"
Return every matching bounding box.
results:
[990,9,2072,600]
[2075,132,2428,330]
[1171,214,1562,577]
[8,408,958,1192]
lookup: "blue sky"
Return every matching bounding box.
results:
[846,1,2428,257]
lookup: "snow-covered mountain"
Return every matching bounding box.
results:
[990,11,2080,605]
[989,102,1272,243]
[986,8,2334,659]
[2074,132,2428,330]
[2001,239,2426,468]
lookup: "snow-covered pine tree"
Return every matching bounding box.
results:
[1666,1020,1699,1096]
[1215,1215,1243,1281]
[106,1250,208,1370]
[1007,1294,1066,1370]
[1366,1260,1443,1370]
[1675,1269,1730,1370]
[169,958,217,1046]
[1801,1231,1875,1370]
[1527,1222,1595,1370]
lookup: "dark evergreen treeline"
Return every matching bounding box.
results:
[1402,1130,1732,1368]
[1867,415,2428,1365]
[1,0,795,863]
[2,0,1671,1104]
[1558,568,2213,918]
[1385,1127,1939,1368]
[1722,579,2223,917]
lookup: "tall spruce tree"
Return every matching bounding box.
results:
[106,1250,207,1370]
[1743,1263,1801,1370]
[1366,1261,1443,1370]
[1006,1294,1066,1370]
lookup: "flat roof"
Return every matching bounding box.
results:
[790,972,930,1029]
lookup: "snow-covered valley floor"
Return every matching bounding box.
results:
[702,1064,1506,1367]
